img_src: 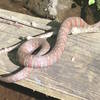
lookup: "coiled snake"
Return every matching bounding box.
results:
[0,17,100,83]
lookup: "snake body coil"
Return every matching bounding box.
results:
[0,17,95,83]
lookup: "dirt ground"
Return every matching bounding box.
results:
[0,84,35,100]
[0,0,32,15]
[0,81,58,100]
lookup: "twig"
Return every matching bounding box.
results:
[0,31,53,54]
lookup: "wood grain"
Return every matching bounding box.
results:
[0,9,100,100]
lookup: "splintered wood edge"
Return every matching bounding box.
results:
[0,69,86,100]
[17,79,87,100]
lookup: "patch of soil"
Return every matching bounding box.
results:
[0,0,32,15]
[0,81,58,100]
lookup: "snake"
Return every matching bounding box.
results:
[0,17,100,83]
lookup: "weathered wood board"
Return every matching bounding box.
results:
[0,9,100,100]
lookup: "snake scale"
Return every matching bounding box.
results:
[0,17,100,83]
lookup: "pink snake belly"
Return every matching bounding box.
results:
[0,17,97,83]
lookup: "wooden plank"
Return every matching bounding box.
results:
[0,8,51,48]
[0,9,100,100]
